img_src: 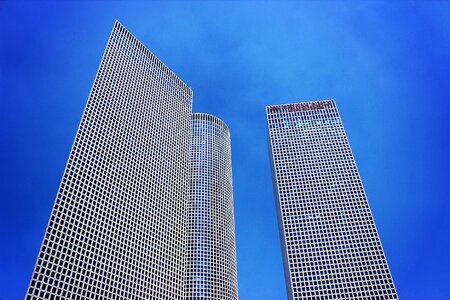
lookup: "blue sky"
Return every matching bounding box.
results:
[1,1,449,299]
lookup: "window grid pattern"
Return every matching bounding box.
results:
[267,100,398,300]
[185,113,238,300]
[26,21,192,300]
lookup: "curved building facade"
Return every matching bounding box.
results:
[185,113,238,299]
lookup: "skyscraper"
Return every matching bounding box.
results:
[26,21,193,299]
[186,113,238,299]
[266,100,398,300]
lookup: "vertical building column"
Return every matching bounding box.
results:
[185,113,238,300]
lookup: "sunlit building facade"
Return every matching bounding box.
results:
[185,113,238,299]
[266,100,398,300]
[26,21,193,299]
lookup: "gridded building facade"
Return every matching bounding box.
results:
[185,113,238,299]
[26,21,192,299]
[267,100,398,300]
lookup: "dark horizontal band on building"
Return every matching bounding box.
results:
[268,100,335,113]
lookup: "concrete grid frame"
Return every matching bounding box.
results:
[266,100,398,300]
[26,21,192,299]
[185,113,238,300]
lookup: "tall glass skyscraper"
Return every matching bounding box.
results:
[185,113,238,299]
[266,100,398,300]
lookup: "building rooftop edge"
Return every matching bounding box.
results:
[266,99,335,109]
[114,20,193,97]
[192,113,230,133]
